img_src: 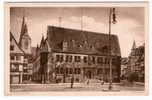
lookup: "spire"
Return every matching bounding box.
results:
[132,40,136,50]
[19,16,30,46]
[36,44,39,49]
[21,16,28,35]
[21,16,25,33]
[24,23,28,34]
[19,16,25,46]
[40,35,45,46]
[35,44,39,57]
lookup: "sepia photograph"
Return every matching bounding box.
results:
[4,2,149,96]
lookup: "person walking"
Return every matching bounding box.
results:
[87,79,89,85]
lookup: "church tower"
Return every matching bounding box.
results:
[130,40,137,72]
[131,40,136,56]
[19,16,31,55]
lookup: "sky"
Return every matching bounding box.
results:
[10,7,145,57]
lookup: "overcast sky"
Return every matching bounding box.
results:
[10,7,145,57]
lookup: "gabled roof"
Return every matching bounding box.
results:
[10,32,25,54]
[47,26,121,56]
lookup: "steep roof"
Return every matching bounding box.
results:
[131,40,136,50]
[47,26,121,56]
[19,16,31,47]
[10,32,25,54]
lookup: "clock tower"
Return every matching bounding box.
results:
[19,16,31,55]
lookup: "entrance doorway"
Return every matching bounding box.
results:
[86,70,92,79]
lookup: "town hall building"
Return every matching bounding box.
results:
[32,26,121,83]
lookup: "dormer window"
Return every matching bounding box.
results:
[90,45,95,51]
[102,45,108,53]
[79,45,82,48]
[83,40,88,50]
[63,41,68,51]
[72,39,76,48]
[77,44,82,50]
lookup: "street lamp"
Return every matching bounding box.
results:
[108,8,117,90]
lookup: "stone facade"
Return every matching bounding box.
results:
[32,26,121,83]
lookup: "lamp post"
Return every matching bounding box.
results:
[71,62,75,88]
[108,8,117,90]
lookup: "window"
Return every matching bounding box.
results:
[10,45,14,51]
[24,56,27,59]
[102,45,108,53]
[60,68,64,74]
[88,56,95,65]
[83,56,87,63]
[60,55,64,62]
[63,42,68,51]
[69,55,73,62]
[56,55,60,62]
[78,68,81,74]
[10,55,15,60]
[24,40,29,49]
[69,68,72,74]
[65,55,69,62]
[74,56,77,62]
[23,69,28,73]
[16,56,21,61]
[77,56,81,62]
[65,68,68,74]
[11,64,19,72]
[97,57,103,64]
[97,69,102,74]
[74,56,81,62]
[75,68,80,74]
[88,56,92,65]
[105,58,109,64]
[92,56,95,64]
[105,69,109,74]
[112,58,116,65]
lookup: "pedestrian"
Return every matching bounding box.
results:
[71,77,74,88]
[87,79,89,85]
[101,79,104,85]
